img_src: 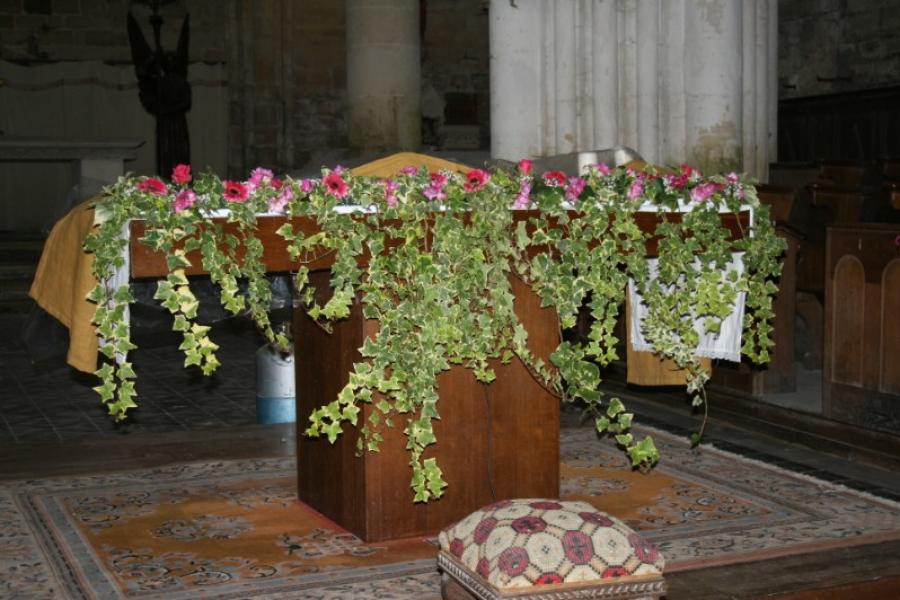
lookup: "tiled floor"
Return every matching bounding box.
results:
[0,309,261,442]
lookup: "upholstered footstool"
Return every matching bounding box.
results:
[437,499,666,600]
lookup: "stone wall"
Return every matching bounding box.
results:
[779,0,900,99]
[0,0,491,178]
[0,0,226,63]
[228,0,490,176]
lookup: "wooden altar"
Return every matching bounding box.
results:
[129,209,751,542]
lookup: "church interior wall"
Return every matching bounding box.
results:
[779,0,900,99]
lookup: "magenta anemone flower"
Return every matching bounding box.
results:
[223,180,249,203]
[323,171,349,198]
[541,171,567,188]
[136,177,168,195]
[463,169,490,192]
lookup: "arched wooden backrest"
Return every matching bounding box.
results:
[831,255,865,386]
[881,259,900,393]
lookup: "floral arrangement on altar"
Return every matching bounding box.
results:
[85,159,785,502]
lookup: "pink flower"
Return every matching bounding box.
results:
[223,180,249,203]
[423,185,446,201]
[171,164,192,185]
[594,163,612,176]
[423,171,449,201]
[172,189,196,213]
[300,179,314,194]
[517,159,533,176]
[271,178,284,189]
[429,172,448,189]
[565,176,586,201]
[627,180,644,200]
[513,179,532,209]
[249,167,274,186]
[323,171,349,198]
[333,165,345,175]
[383,179,399,207]
[268,186,293,214]
[136,177,167,195]
[680,164,700,179]
[463,169,490,192]
[541,171,567,188]
[400,165,418,175]
[690,182,720,202]
[726,172,739,184]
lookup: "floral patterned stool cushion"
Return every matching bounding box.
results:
[437,499,666,600]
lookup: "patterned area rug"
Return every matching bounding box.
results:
[4,425,900,599]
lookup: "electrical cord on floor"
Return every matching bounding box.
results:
[483,383,497,501]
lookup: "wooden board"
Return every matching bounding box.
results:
[128,211,751,278]
[824,223,900,428]
[295,271,560,542]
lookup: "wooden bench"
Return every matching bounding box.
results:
[824,223,900,430]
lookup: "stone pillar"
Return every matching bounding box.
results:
[489,0,777,180]
[489,0,541,159]
[684,0,743,174]
[346,0,421,151]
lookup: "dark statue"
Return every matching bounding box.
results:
[127,0,191,177]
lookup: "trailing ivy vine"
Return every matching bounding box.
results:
[86,161,785,502]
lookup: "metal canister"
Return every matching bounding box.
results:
[255,343,296,424]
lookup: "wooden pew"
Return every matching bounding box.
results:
[796,162,877,370]
[824,223,900,430]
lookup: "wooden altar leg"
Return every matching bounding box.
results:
[294,271,560,542]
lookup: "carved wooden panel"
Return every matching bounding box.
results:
[830,255,864,386]
[881,259,900,394]
[824,224,900,433]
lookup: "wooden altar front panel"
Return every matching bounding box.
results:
[127,211,751,279]
[295,271,561,542]
[824,223,900,429]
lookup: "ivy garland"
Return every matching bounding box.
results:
[85,160,785,502]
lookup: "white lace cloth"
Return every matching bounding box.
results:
[628,252,746,362]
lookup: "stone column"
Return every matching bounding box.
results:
[684,0,743,174]
[346,0,421,151]
[489,0,777,180]
[489,0,542,159]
